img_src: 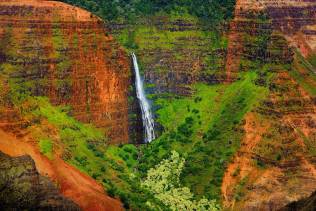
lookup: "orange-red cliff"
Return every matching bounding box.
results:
[223,0,316,210]
[0,0,131,144]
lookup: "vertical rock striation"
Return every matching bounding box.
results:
[226,0,316,80]
[0,0,131,144]
[223,0,316,210]
[109,17,228,97]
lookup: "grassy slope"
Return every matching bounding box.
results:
[4,2,316,209]
[139,72,268,200]
[5,95,160,210]
[114,12,270,204]
[0,19,161,210]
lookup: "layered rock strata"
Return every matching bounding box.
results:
[109,17,228,97]
[226,0,316,80]
[223,0,316,209]
[0,0,131,144]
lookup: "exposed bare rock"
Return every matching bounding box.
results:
[222,1,316,210]
[0,129,123,211]
[109,17,228,97]
[0,151,80,210]
[281,190,316,211]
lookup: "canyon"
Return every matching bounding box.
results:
[0,0,315,210]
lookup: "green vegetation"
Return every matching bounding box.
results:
[142,151,220,210]
[289,51,316,96]
[307,54,316,68]
[139,72,268,200]
[27,97,162,210]
[61,0,236,26]
[115,14,228,88]
[233,176,248,201]
[39,138,53,159]
[3,0,316,208]
[0,24,160,209]
[52,22,72,100]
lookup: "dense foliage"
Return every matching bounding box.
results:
[142,151,220,210]
[61,0,235,25]
[138,72,268,200]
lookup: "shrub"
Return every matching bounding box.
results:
[39,138,53,159]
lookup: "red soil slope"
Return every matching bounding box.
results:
[0,129,123,211]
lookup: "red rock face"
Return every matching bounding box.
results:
[226,0,316,79]
[0,0,131,144]
[223,1,316,210]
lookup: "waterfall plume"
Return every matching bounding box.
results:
[132,53,155,143]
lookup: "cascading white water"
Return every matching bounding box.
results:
[132,53,155,143]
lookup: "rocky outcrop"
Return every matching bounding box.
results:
[0,0,131,144]
[281,190,316,211]
[222,70,316,210]
[0,129,123,210]
[0,151,80,210]
[226,0,316,80]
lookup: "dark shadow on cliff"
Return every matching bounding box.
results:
[0,151,80,210]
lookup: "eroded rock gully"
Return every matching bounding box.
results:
[222,71,316,210]
[0,0,131,144]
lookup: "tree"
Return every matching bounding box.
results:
[141,151,220,211]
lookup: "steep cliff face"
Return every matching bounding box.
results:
[110,16,228,97]
[226,0,316,80]
[0,151,80,210]
[0,0,131,144]
[109,16,229,139]
[222,0,316,210]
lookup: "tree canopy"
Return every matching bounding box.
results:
[141,151,220,210]
[61,0,236,25]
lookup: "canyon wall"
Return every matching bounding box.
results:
[0,0,131,144]
[226,0,316,80]
[109,17,228,97]
[223,0,316,210]
[109,17,229,137]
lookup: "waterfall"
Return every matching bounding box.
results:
[132,53,155,143]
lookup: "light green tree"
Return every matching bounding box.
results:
[142,151,220,211]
